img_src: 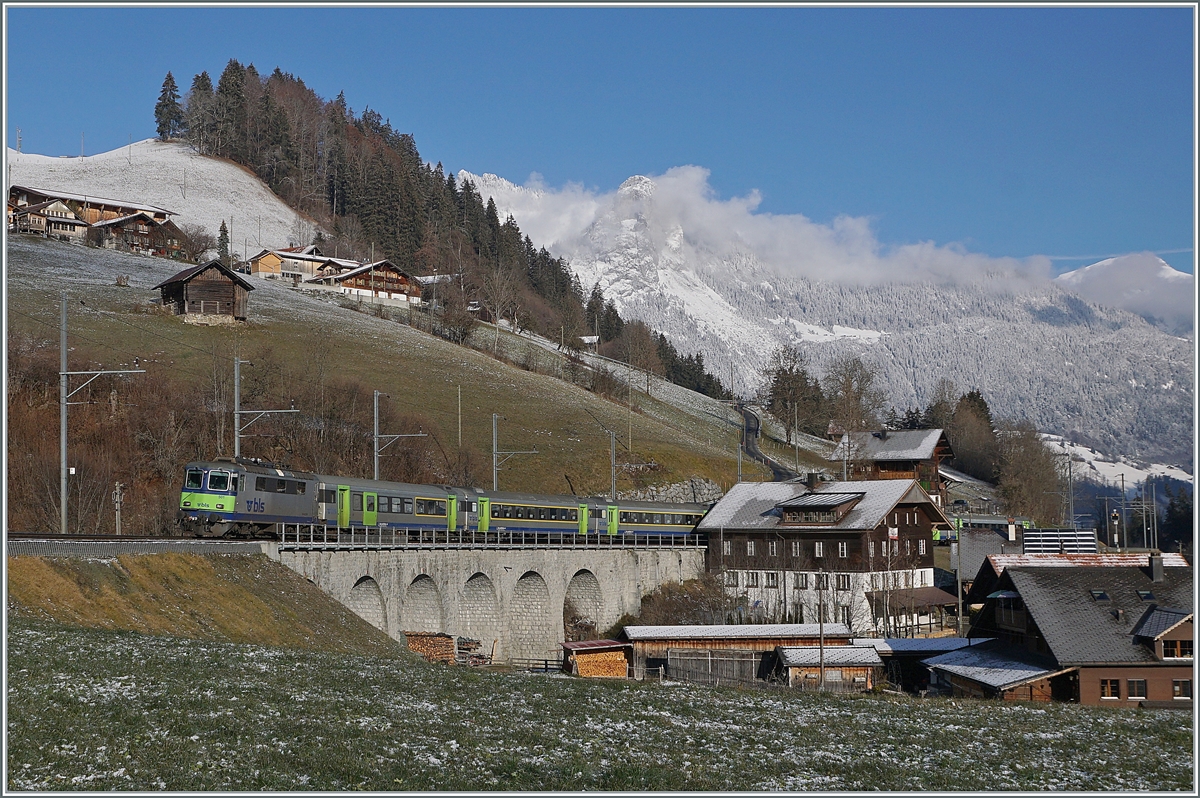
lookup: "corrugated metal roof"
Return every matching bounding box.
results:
[922,643,1062,690]
[987,552,1190,575]
[852,637,993,655]
[11,184,177,215]
[623,623,851,640]
[828,429,949,462]
[777,645,883,667]
[561,639,630,651]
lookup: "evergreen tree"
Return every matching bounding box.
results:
[215,59,248,160]
[1160,484,1193,554]
[217,220,230,266]
[185,71,215,154]
[154,72,185,141]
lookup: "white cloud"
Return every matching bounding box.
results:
[468,164,1052,288]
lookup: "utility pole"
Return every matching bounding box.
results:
[818,567,826,690]
[112,482,124,536]
[457,386,462,449]
[492,413,536,491]
[610,430,617,502]
[233,357,297,460]
[60,292,144,535]
[954,538,963,636]
[374,390,425,480]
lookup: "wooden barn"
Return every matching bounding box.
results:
[153,260,254,321]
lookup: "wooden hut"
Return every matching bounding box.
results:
[153,260,254,321]
[561,640,632,678]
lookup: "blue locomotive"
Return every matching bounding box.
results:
[178,458,708,539]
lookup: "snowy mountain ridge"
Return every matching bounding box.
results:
[462,169,1194,471]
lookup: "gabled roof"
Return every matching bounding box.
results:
[622,623,852,641]
[153,260,255,291]
[867,586,960,613]
[983,566,1193,666]
[776,645,882,668]
[852,637,994,656]
[91,211,159,228]
[922,640,1065,690]
[696,479,950,532]
[9,184,175,215]
[320,259,414,283]
[1130,606,1193,640]
[828,429,952,462]
[965,552,1191,605]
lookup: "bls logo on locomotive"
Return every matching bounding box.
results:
[245,498,266,513]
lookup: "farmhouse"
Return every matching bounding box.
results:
[249,246,359,279]
[153,259,254,321]
[828,428,953,505]
[9,199,89,242]
[698,477,953,635]
[8,184,175,225]
[90,211,189,259]
[964,551,1191,607]
[305,259,421,303]
[963,557,1193,707]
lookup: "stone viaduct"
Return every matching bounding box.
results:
[265,543,707,663]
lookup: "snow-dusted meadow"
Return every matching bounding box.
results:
[6,619,1192,791]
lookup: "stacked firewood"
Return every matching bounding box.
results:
[403,632,457,664]
[574,650,629,678]
[455,637,491,666]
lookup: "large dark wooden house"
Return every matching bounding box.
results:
[153,260,254,321]
[697,478,956,635]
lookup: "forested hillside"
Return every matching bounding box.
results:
[154,63,730,400]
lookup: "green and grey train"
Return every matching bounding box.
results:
[178,458,708,539]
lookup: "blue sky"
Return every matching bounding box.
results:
[4,5,1195,273]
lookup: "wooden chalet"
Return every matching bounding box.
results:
[153,260,254,321]
[10,199,90,242]
[306,259,421,303]
[249,245,359,279]
[828,429,954,505]
[8,184,175,225]
[90,212,188,259]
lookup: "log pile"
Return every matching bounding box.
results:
[574,649,629,678]
[404,632,456,664]
[455,637,491,666]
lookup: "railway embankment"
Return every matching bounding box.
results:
[5,551,405,657]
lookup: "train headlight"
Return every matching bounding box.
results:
[183,501,191,507]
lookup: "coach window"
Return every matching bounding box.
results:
[185,469,204,490]
[404,498,414,514]
[352,493,363,511]
[207,471,230,492]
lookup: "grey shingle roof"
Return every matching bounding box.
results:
[828,429,949,462]
[777,645,883,667]
[966,552,1191,604]
[922,641,1062,690]
[995,566,1193,666]
[1130,606,1193,640]
[696,480,946,532]
[778,492,865,509]
[852,637,994,656]
[622,623,851,641]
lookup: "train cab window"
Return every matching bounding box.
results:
[185,469,204,490]
[207,471,230,492]
[352,493,363,511]
[230,474,240,494]
[295,482,305,495]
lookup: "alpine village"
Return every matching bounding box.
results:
[6,58,1194,791]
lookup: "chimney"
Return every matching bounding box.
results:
[1149,553,1164,583]
[806,472,820,490]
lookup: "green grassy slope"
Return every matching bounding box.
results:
[6,235,768,496]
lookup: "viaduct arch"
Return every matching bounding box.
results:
[271,546,704,663]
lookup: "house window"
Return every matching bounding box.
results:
[1136,590,1155,601]
[1173,679,1192,699]
[766,572,779,589]
[814,541,824,558]
[1127,679,1147,700]
[905,539,912,556]
[1089,590,1110,601]
[1163,640,1193,659]
[722,540,731,556]
[919,539,927,556]
[869,540,875,558]
[725,570,739,587]
[746,572,760,588]
[768,540,778,557]
[891,540,899,555]
[1100,679,1120,699]
[792,540,801,557]
[825,669,843,682]
[815,573,829,590]
[838,541,848,558]
[836,574,851,591]
[794,572,808,589]
[840,605,851,625]
[746,540,756,557]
